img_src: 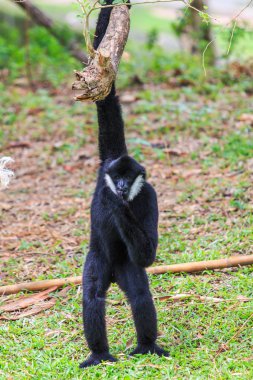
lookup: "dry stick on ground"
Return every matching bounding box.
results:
[11,0,87,63]
[72,4,130,102]
[146,255,253,274]
[1,255,253,296]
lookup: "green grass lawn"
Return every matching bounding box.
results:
[0,11,253,379]
[1,268,253,379]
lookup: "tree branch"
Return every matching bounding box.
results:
[72,4,130,102]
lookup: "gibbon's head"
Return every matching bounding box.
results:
[105,155,146,201]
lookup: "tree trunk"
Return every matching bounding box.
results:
[181,0,216,64]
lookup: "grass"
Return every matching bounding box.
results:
[1,11,253,380]
[1,271,253,379]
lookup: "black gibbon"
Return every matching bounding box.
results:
[80,0,168,368]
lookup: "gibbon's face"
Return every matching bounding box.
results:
[105,156,146,201]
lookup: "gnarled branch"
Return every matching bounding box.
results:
[72,4,130,102]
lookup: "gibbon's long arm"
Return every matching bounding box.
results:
[96,85,127,162]
[94,1,128,162]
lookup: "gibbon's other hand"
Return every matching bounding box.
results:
[102,185,129,207]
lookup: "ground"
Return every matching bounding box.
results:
[0,61,253,378]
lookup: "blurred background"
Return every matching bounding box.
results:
[1,2,253,378]
[1,0,253,87]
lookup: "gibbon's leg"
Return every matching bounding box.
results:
[80,251,117,368]
[114,260,169,357]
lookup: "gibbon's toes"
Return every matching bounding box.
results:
[79,352,117,368]
[130,343,169,357]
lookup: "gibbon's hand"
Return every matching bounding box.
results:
[102,185,129,208]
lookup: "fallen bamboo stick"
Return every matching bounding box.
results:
[0,255,252,296]
[146,255,253,275]
[0,276,82,296]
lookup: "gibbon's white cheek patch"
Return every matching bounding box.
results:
[128,175,144,201]
[105,174,117,195]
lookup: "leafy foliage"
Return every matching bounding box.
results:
[0,20,79,85]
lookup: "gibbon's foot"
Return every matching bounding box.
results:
[130,343,169,357]
[79,352,117,368]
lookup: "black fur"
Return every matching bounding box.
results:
[80,1,168,368]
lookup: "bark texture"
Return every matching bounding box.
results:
[72,5,130,102]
